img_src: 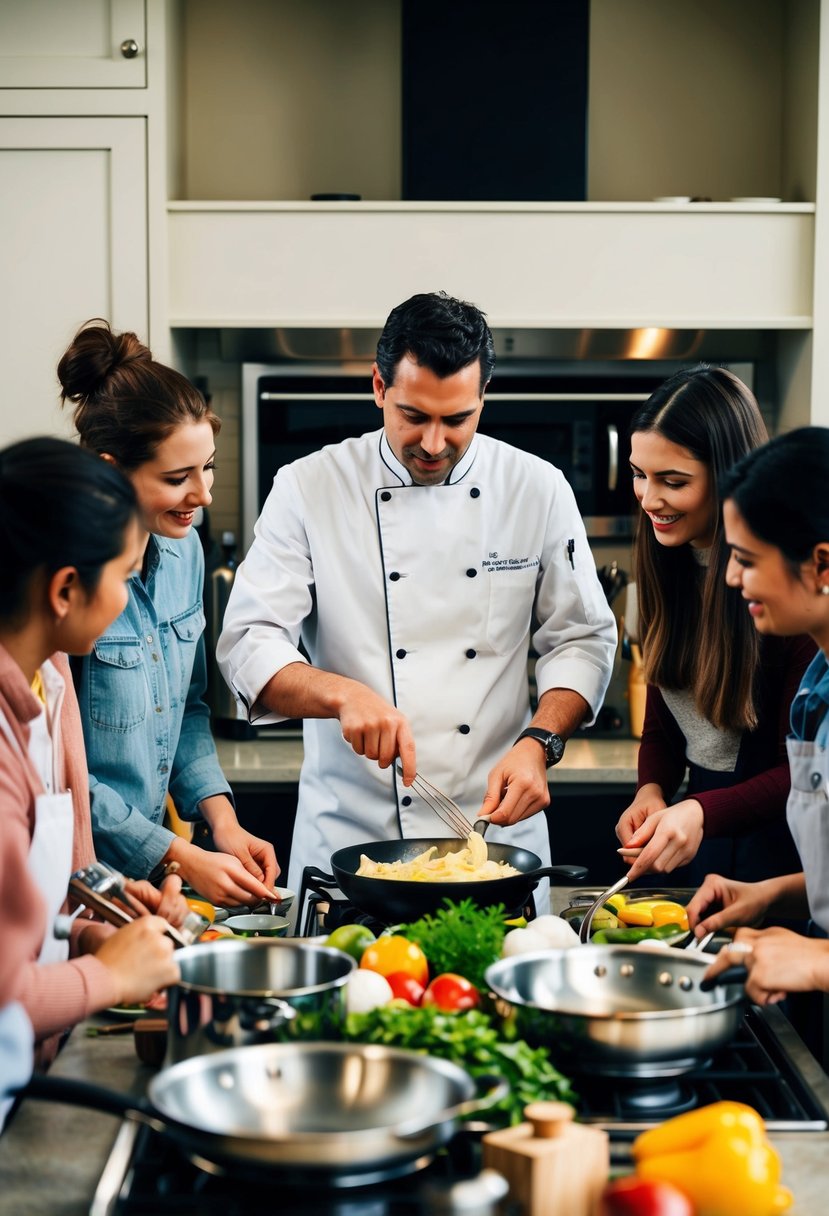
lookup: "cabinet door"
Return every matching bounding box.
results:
[0,117,148,445]
[0,0,146,88]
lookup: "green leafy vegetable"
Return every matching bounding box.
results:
[344,1002,577,1127]
[399,898,507,992]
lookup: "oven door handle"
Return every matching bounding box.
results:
[606,423,619,492]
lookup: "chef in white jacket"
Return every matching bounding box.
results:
[218,292,617,913]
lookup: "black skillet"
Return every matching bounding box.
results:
[327,838,587,921]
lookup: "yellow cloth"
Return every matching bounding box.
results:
[163,793,194,842]
[30,669,46,705]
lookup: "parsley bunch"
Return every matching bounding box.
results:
[398,897,507,993]
[345,1003,577,1127]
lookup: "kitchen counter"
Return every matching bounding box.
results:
[1,964,828,1213]
[215,734,640,788]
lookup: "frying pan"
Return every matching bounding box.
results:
[486,945,746,1078]
[327,838,587,921]
[22,1041,507,1185]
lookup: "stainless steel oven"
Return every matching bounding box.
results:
[242,359,755,553]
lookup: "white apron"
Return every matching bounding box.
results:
[0,671,74,967]
[785,736,829,935]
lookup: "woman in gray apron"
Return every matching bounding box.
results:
[689,426,829,1004]
[0,437,180,1115]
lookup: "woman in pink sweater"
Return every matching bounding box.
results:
[0,437,180,1088]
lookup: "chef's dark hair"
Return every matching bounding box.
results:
[375,291,495,394]
[58,318,220,469]
[0,436,137,624]
[631,364,768,732]
[721,426,829,569]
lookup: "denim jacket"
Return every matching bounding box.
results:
[76,531,231,877]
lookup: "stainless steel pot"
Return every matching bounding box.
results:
[165,937,354,1064]
[486,945,745,1078]
[24,1043,507,1184]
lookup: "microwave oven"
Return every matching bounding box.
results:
[241,361,754,552]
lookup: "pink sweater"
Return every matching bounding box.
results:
[0,645,118,1067]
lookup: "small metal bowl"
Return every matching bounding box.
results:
[225,913,290,938]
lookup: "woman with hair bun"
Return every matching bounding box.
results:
[616,365,814,887]
[0,436,180,1119]
[58,320,279,907]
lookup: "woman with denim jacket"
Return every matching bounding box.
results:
[58,321,280,906]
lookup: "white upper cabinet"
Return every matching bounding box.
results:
[0,0,146,89]
[0,116,148,445]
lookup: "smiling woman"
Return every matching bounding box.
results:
[615,364,815,890]
[57,321,281,910]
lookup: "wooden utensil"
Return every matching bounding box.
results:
[483,1101,609,1216]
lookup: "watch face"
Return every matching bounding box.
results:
[546,733,565,764]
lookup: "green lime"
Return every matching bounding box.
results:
[324,923,377,962]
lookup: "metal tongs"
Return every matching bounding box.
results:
[55,860,207,948]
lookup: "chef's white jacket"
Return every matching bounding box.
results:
[218,429,617,903]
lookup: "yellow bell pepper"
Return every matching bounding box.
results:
[633,1101,793,1216]
[617,903,657,925]
[605,893,627,914]
[651,902,690,931]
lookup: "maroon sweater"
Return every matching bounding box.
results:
[636,634,816,837]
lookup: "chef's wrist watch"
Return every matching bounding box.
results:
[514,727,566,767]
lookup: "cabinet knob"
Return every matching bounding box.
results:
[120,38,140,59]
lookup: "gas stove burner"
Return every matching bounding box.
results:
[613,1077,697,1118]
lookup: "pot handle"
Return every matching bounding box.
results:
[392,1074,509,1140]
[19,1072,165,1134]
[534,864,588,882]
[238,997,298,1033]
[699,965,748,993]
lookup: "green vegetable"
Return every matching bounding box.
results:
[398,898,507,992]
[344,1002,577,1127]
[592,923,685,945]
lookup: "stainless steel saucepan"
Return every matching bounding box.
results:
[23,1042,507,1184]
[486,944,745,1078]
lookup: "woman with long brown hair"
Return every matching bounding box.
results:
[616,365,813,886]
[58,320,280,907]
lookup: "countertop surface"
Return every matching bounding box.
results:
[1,942,828,1213]
[215,734,640,786]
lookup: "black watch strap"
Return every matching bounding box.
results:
[515,727,565,766]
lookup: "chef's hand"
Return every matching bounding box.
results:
[702,927,829,1005]
[615,783,668,843]
[619,799,704,883]
[337,683,417,785]
[478,739,550,827]
[94,915,179,1006]
[687,872,774,937]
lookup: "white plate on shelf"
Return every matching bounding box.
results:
[653,196,691,203]
[729,196,782,203]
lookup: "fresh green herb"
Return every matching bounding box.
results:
[344,1003,577,1127]
[399,898,507,992]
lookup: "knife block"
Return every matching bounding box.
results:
[482,1101,609,1216]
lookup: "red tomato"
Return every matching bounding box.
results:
[385,971,425,1006]
[421,973,480,1012]
[599,1177,693,1216]
[360,935,429,986]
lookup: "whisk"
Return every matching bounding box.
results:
[397,766,491,839]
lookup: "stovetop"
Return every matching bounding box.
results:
[90,1003,829,1216]
[91,1122,510,1216]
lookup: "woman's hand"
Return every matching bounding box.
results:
[165,837,280,907]
[615,784,668,844]
[620,799,705,883]
[122,873,189,927]
[93,915,179,1007]
[686,872,774,936]
[702,927,829,1005]
[208,819,280,891]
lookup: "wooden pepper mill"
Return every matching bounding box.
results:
[482,1101,609,1216]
